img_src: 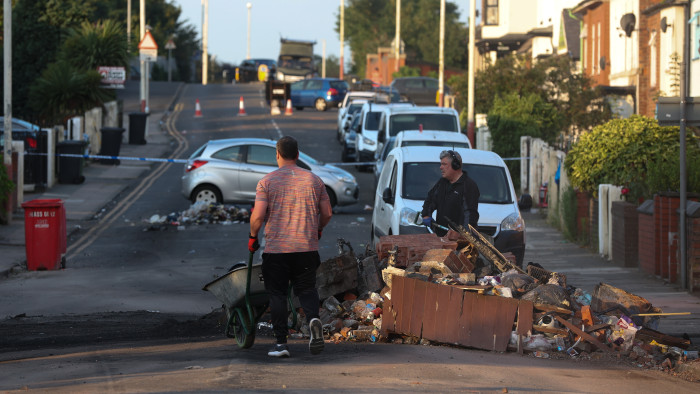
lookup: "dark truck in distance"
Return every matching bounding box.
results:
[275,39,315,83]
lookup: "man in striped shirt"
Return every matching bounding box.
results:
[249,136,333,358]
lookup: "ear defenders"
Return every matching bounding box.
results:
[448,150,461,170]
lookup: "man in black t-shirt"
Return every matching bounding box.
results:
[421,150,480,236]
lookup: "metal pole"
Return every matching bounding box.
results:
[467,0,476,146]
[438,0,445,107]
[246,2,252,60]
[322,39,326,78]
[395,0,401,72]
[202,0,209,85]
[139,0,146,111]
[3,0,13,216]
[168,48,172,83]
[679,3,689,289]
[339,0,344,80]
[127,0,131,50]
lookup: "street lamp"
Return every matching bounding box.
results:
[246,2,252,60]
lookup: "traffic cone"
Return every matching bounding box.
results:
[238,96,247,116]
[270,101,281,116]
[194,99,203,117]
[284,99,293,116]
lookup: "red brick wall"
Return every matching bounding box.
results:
[582,2,610,87]
[638,1,662,117]
[639,211,656,275]
[689,217,700,292]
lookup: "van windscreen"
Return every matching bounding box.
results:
[390,114,457,136]
[365,112,382,130]
[402,163,512,204]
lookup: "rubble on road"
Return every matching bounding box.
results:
[144,202,250,230]
[280,225,698,378]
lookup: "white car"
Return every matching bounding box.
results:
[337,91,379,132]
[371,146,525,266]
[373,129,472,183]
[337,100,367,143]
[375,105,461,159]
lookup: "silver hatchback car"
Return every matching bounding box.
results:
[181,138,359,207]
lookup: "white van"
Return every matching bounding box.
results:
[375,106,461,157]
[373,129,472,183]
[371,146,526,266]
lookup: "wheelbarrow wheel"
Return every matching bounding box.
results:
[227,308,255,349]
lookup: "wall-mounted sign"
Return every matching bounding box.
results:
[98,66,126,89]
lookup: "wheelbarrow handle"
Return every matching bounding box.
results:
[244,251,255,330]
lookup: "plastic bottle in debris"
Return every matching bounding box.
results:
[323,296,343,317]
[553,337,566,352]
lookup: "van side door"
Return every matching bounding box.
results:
[373,157,398,238]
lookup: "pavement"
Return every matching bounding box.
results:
[0,87,179,278]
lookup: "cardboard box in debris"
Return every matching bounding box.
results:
[314,224,697,369]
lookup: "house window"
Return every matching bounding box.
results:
[596,23,601,74]
[649,30,658,87]
[485,0,499,26]
[694,13,700,60]
[592,24,597,74]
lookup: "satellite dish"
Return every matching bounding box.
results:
[660,17,669,33]
[599,56,606,71]
[620,13,636,37]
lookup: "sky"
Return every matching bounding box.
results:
[170,0,472,66]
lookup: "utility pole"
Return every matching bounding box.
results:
[127,0,132,50]
[339,0,344,80]
[679,2,690,289]
[202,0,209,85]
[139,0,146,111]
[3,0,13,214]
[467,0,476,146]
[322,39,327,78]
[438,0,445,107]
[246,2,252,60]
[395,0,401,72]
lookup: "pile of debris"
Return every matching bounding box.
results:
[144,202,250,230]
[305,225,697,373]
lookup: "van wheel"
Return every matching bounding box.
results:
[315,98,328,111]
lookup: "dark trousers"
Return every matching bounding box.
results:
[261,251,321,344]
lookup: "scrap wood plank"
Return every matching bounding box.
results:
[445,219,527,275]
[635,327,691,349]
[533,325,569,336]
[555,315,613,353]
[534,303,574,315]
[515,300,534,354]
[585,323,611,333]
[451,284,491,294]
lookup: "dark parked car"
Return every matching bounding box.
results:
[236,59,276,82]
[290,78,349,111]
[0,117,41,185]
[390,77,451,106]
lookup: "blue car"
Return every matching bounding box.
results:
[290,78,348,111]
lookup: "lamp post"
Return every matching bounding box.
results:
[438,0,445,107]
[467,0,476,147]
[395,0,401,72]
[202,0,209,85]
[339,0,344,79]
[246,2,252,60]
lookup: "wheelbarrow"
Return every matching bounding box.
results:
[203,252,297,349]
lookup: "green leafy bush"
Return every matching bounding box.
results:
[565,115,700,202]
[0,160,15,211]
[487,92,561,190]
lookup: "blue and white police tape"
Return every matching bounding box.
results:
[25,152,188,164]
[325,162,377,166]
